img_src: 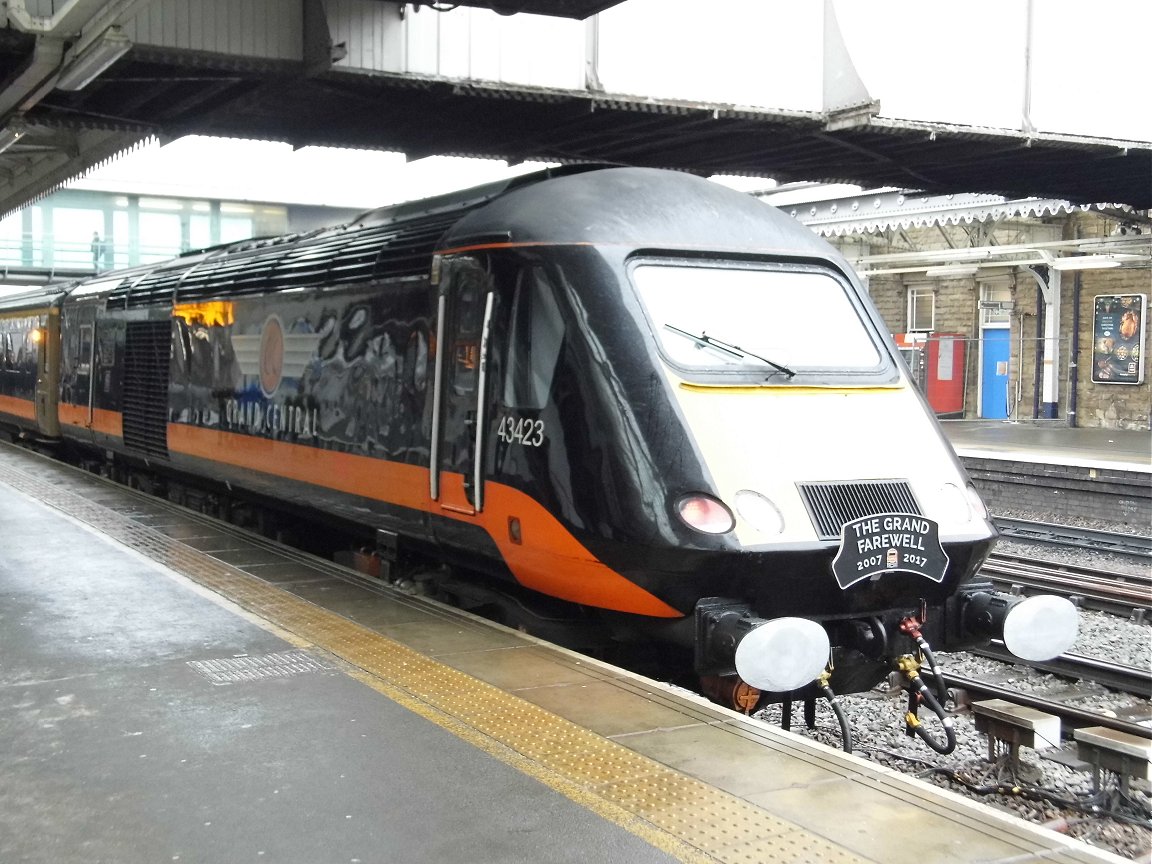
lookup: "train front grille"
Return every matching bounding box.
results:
[797,480,921,540]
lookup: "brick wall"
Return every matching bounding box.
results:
[963,457,1152,528]
[843,213,1150,429]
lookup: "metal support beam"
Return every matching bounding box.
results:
[1024,262,1061,418]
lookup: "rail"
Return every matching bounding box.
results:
[994,517,1152,559]
[981,554,1152,620]
[925,667,1152,741]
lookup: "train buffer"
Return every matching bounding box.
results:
[973,699,1062,768]
[1073,726,1152,796]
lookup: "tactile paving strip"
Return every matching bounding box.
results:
[0,452,867,864]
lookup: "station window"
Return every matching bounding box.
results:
[907,285,936,332]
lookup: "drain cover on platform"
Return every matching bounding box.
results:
[187,649,333,684]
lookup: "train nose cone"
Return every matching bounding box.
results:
[735,617,830,692]
[1002,595,1080,661]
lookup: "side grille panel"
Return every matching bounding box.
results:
[797,480,921,540]
[122,320,171,459]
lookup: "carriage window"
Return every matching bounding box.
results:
[503,266,564,410]
[632,263,882,375]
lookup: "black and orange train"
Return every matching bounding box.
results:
[0,167,1076,738]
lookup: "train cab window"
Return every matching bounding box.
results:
[632,262,883,378]
[503,266,564,410]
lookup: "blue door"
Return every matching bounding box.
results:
[980,328,1010,419]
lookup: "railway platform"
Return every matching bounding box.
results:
[942,420,1151,473]
[0,442,1129,864]
[942,421,1151,529]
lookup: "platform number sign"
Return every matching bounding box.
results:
[1092,294,1146,385]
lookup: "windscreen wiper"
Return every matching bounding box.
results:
[665,324,796,379]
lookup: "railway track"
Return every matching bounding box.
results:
[962,548,1152,738]
[982,553,1152,619]
[994,516,1152,559]
[971,641,1152,700]
[926,665,1151,741]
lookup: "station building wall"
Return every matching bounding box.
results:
[838,212,1151,430]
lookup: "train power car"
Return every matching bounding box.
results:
[0,167,1077,741]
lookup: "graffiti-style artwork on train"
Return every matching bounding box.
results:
[172,293,432,463]
[1092,294,1147,385]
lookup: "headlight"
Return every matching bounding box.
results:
[676,494,734,534]
[734,490,785,535]
[965,482,989,520]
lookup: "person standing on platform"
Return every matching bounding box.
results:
[91,232,104,271]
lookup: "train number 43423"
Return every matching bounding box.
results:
[496,416,545,447]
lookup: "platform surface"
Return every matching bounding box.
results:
[942,419,1151,473]
[0,443,1128,864]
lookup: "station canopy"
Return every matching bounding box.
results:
[0,3,1147,215]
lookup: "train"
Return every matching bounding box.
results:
[0,166,1078,742]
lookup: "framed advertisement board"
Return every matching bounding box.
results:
[1091,294,1146,385]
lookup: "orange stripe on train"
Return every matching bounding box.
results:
[0,393,36,421]
[58,403,123,437]
[167,423,681,618]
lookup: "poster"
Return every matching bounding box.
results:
[1091,294,1146,385]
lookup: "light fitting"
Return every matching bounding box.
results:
[0,117,27,154]
[1048,256,1122,271]
[924,264,979,278]
[56,28,132,91]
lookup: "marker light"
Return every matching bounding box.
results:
[735,617,830,692]
[676,494,734,534]
[938,482,972,524]
[734,490,785,535]
[965,482,989,520]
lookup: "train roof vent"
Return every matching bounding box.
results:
[168,210,461,303]
[797,480,921,541]
[108,268,182,307]
[102,207,477,307]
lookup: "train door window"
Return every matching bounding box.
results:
[503,266,564,410]
[907,285,936,332]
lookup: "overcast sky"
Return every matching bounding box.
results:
[71,0,1151,210]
